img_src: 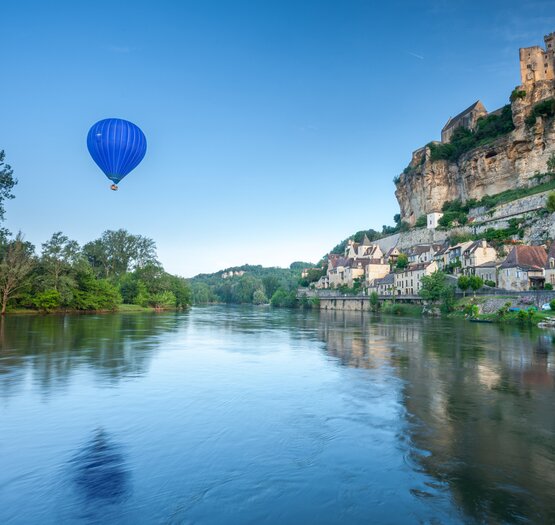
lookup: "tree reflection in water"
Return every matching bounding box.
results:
[70,429,130,503]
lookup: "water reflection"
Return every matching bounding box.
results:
[70,429,130,503]
[315,310,555,523]
[0,312,186,397]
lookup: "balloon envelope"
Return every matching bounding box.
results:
[87,118,147,184]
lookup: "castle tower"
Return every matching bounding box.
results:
[519,33,555,85]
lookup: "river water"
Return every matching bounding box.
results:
[0,306,554,524]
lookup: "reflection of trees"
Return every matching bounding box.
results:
[70,429,130,502]
[314,311,555,523]
[0,313,185,396]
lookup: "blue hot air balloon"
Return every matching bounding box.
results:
[87,118,147,190]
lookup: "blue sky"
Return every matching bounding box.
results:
[2,0,555,276]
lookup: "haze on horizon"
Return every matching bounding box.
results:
[2,0,555,277]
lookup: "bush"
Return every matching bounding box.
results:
[148,291,177,309]
[485,280,496,288]
[415,215,427,228]
[33,289,62,312]
[546,192,555,213]
[510,89,526,102]
[525,98,555,127]
[550,299,555,311]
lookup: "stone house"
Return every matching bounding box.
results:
[441,100,488,143]
[407,244,440,265]
[394,261,438,296]
[368,273,395,296]
[497,245,547,291]
[384,246,401,266]
[444,241,474,274]
[461,240,497,275]
[345,236,383,260]
[474,262,498,286]
[364,259,391,286]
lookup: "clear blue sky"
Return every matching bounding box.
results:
[2,0,555,276]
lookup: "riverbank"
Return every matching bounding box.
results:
[4,304,183,315]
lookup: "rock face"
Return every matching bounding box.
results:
[395,82,555,225]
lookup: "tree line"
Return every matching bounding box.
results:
[0,150,191,314]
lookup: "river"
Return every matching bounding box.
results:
[0,307,554,524]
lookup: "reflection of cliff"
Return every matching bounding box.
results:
[314,312,555,523]
[0,313,184,396]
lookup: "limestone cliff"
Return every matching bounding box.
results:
[395,81,555,225]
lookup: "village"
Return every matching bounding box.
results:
[310,231,554,296]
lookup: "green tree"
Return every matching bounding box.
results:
[253,289,268,305]
[39,232,81,304]
[457,275,470,297]
[468,275,484,296]
[369,291,380,312]
[270,288,297,308]
[83,229,158,278]
[0,150,17,223]
[419,271,449,302]
[0,234,35,314]
[262,274,282,297]
[396,253,408,270]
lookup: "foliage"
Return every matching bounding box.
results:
[496,302,512,320]
[33,289,62,312]
[369,291,380,312]
[330,229,382,255]
[457,275,470,295]
[298,267,325,288]
[0,234,36,314]
[190,265,302,306]
[0,150,17,223]
[428,105,514,162]
[548,153,555,174]
[252,289,268,305]
[415,215,427,228]
[148,291,176,309]
[83,229,158,278]
[510,89,526,102]
[546,192,555,213]
[468,275,484,294]
[419,271,452,303]
[550,299,555,311]
[484,280,496,288]
[270,288,297,308]
[396,253,408,270]
[525,98,555,127]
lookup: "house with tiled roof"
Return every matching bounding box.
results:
[368,273,395,296]
[498,245,547,291]
[461,240,497,275]
[394,261,438,296]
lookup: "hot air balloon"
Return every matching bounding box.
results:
[87,118,147,190]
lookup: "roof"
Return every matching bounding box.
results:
[463,240,492,255]
[374,273,395,285]
[442,100,486,132]
[499,245,547,270]
[408,244,434,255]
[360,234,372,246]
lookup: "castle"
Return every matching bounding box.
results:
[394,32,555,225]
